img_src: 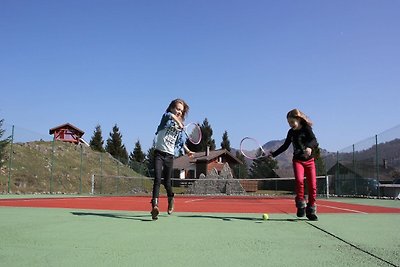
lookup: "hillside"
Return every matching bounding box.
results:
[323,138,400,181]
[0,141,142,194]
[261,138,400,179]
[234,138,400,179]
[2,138,398,194]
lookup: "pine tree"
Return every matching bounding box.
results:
[232,150,248,178]
[89,124,105,152]
[220,130,231,151]
[249,149,278,178]
[201,118,216,151]
[187,118,216,152]
[0,119,11,168]
[105,124,128,164]
[315,154,326,176]
[129,140,147,175]
[129,140,145,163]
[145,141,156,177]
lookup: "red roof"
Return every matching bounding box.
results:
[174,149,242,170]
[49,123,85,135]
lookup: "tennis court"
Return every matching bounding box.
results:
[0,195,399,266]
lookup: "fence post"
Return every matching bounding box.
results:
[50,137,55,194]
[335,151,339,195]
[91,174,95,195]
[7,125,14,193]
[376,134,380,198]
[79,144,83,194]
[100,152,103,177]
[100,153,103,194]
[353,144,357,194]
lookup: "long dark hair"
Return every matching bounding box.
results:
[287,108,313,127]
[166,98,189,120]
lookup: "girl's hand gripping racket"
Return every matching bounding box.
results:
[183,122,202,145]
[240,137,269,160]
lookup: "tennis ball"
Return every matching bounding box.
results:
[262,213,269,220]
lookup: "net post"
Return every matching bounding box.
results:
[7,125,14,193]
[91,174,95,195]
[325,175,329,198]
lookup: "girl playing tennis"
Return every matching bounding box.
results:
[269,109,319,221]
[151,98,193,220]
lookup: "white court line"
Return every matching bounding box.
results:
[319,204,368,214]
[184,199,206,203]
[183,199,292,205]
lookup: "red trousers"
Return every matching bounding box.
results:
[292,158,317,206]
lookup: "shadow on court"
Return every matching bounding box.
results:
[177,214,303,222]
[71,211,154,222]
[71,211,308,223]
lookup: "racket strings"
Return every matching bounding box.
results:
[240,137,266,159]
[185,123,202,144]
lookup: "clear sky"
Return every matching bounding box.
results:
[1,0,399,153]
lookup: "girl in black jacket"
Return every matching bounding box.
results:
[270,109,319,221]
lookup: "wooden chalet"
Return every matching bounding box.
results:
[49,123,85,144]
[173,148,242,179]
[327,162,396,183]
[326,162,399,197]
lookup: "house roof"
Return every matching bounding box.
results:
[173,149,242,169]
[49,123,85,135]
[327,162,394,182]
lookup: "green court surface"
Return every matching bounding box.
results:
[0,202,399,266]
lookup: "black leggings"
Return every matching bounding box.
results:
[152,150,174,199]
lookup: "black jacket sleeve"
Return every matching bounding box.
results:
[271,130,292,157]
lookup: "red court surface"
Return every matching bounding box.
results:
[0,196,399,214]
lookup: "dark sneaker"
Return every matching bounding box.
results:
[297,207,305,217]
[296,200,306,217]
[306,204,318,221]
[167,197,174,215]
[306,213,318,221]
[151,206,159,220]
[151,198,159,220]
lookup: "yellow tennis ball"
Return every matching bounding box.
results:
[262,213,269,220]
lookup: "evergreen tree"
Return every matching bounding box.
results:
[220,130,231,151]
[249,148,278,178]
[187,118,216,152]
[105,124,128,164]
[0,119,11,168]
[129,140,146,163]
[89,124,105,152]
[129,140,147,175]
[145,141,156,177]
[232,150,248,178]
[201,118,216,151]
[315,154,326,176]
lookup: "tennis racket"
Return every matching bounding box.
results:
[240,137,269,160]
[183,122,202,144]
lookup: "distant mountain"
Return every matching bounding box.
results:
[323,138,400,181]
[235,138,400,179]
[232,139,298,177]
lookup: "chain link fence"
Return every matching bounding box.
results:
[323,124,400,198]
[1,123,399,198]
[0,124,145,194]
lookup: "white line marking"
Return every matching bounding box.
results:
[184,199,206,203]
[319,204,368,214]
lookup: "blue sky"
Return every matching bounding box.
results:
[1,0,399,153]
